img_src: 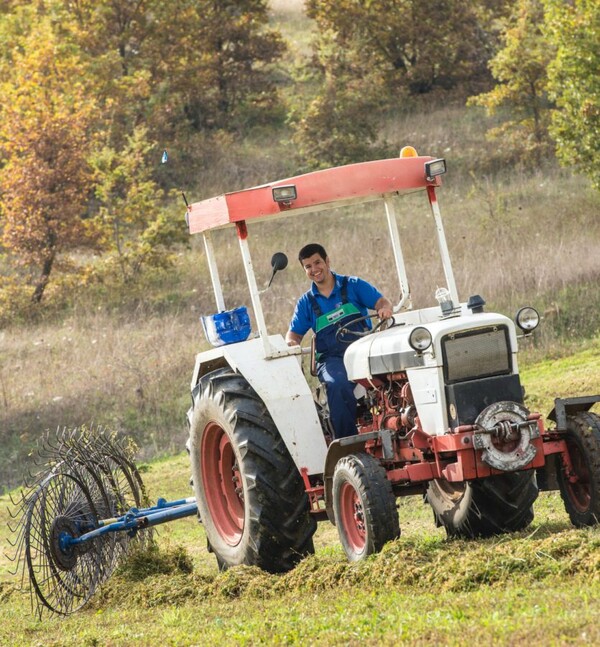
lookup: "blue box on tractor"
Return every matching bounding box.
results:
[201,306,252,347]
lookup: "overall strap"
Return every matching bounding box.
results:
[307,275,349,317]
[340,275,348,304]
[307,291,322,317]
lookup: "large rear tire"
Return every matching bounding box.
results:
[557,412,600,527]
[332,453,400,561]
[426,471,538,538]
[188,367,316,573]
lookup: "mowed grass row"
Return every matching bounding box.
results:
[1,479,600,645]
[0,346,599,645]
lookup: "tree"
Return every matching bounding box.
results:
[149,0,286,135]
[305,0,511,95]
[291,29,388,168]
[0,19,100,303]
[51,0,286,141]
[90,127,187,282]
[294,0,513,167]
[467,0,555,163]
[544,0,600,189]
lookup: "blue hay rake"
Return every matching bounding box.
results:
[7,429,198,617]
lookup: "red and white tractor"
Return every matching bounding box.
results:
[185,149,600,569]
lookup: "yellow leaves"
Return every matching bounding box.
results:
[0,16,101,299]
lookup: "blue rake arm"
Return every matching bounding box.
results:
[62,496,199,550]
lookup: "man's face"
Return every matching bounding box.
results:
[301,253,331,285]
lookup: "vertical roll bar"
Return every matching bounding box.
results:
[427,186,459,304]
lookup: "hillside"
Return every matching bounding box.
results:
[0,115,598,491]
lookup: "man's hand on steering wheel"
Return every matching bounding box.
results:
[375,296,393,321]
[335,312,395,341]
[377,305,393,320]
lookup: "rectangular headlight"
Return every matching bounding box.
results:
[272,185,297,203]
[425,159,447,181]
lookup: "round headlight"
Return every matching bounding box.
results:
[409,327,432,352]
[516,306,540,332]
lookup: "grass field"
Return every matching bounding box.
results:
[2,467,600,645]
[1,344,599,646]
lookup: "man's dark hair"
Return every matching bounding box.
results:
[298,243,327,263]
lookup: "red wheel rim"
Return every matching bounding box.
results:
[339,482,366,552]
[201,422,244,545]
[565,438,591,513]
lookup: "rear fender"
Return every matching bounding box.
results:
[191,335,328,476]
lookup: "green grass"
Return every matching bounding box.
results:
[2,485,600,645]
[1,343,599,645]
[520,335,600,414]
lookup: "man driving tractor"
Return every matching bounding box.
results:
[285,243,393,439]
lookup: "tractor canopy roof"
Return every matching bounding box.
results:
[186,155,442,235]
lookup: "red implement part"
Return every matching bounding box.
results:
[300,467,326,515]
[375,424,547,487]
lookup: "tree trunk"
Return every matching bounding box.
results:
[31,252,56,303]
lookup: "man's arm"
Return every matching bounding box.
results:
[350,276,393,321]
[286,330,304,347]
[374,296,393,320]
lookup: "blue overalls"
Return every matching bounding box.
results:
[308,277,369,439]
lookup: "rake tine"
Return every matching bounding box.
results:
[8,491,22,506]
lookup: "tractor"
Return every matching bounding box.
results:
[184,148,600,568]
[11,149,600,618]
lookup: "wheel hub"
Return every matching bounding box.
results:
[339,483,366,550]
[49,516,79,571]
[565,438,591,512]
[201,422,245,546]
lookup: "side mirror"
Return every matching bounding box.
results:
[267,252,288,287]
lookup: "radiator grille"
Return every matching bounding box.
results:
[442,326,511,383]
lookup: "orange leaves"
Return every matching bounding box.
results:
[0,18,100,300]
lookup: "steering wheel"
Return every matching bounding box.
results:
[334,314,394,342]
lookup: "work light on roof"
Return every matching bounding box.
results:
[272,185,297,204]
[425,158,447,181]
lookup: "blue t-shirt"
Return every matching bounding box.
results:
[289,272,383,337]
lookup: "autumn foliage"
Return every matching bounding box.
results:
[0,0,598,318]
[0,19,100,302]
[0,1,283,312]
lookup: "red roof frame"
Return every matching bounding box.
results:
[186,156,440,235]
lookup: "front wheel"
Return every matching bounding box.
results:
[426,471,538,538]
[557,412,600,527]
[332,453,400,561]
[189,368,316,572]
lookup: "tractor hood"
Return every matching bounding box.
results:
[344,309,519,382]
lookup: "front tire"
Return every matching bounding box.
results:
[426,471,538,538]
[189,368,316,573]
[332,453,400,561]
[557,412,600,527]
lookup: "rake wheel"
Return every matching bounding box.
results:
[7,426,150,617]
[24,471,113,616]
